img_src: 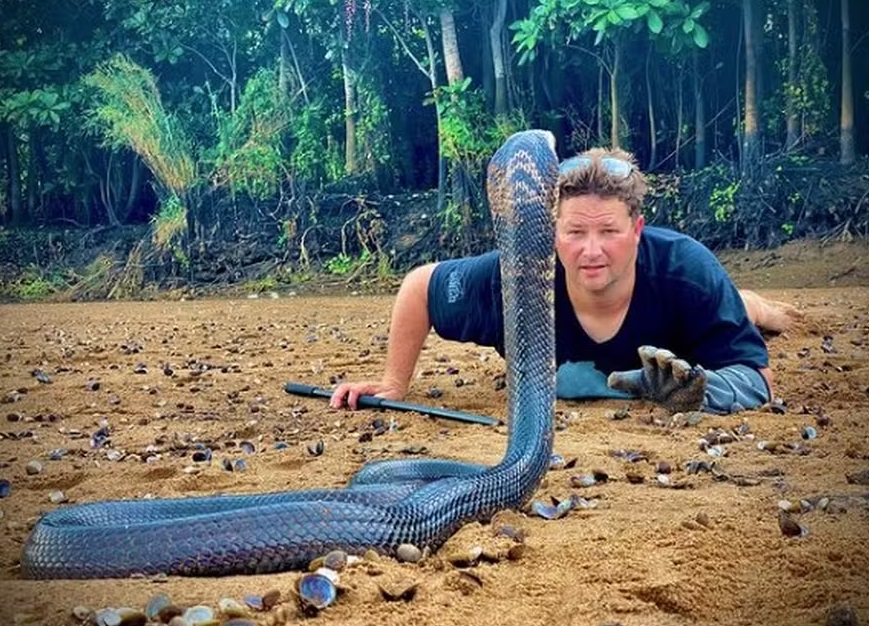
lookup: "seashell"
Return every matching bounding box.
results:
[239,441,255,454]
[322,550,348,571]
[182,605,214,625]
[49,448,67,460]
[569,494,598,509]
[221,620,258,626]
[297,573,337,611]
[262,589,281,611]
[377,577,420,602]
[94,609,121,626]
[156,605,184,623]
[167,617,190,626]
[778,511,807,538]
[307,440,325,456]
[570,473,597,488]
[549,454,565,469]
[506,543,526,560]
[531,497,575,520]
[396,543,422,563]
[115,607,147,626]
[217,598,248,618]
[314,567,340,583]
[800,425,817,440]
[242,595,264,611]
[145,593,171,621]
[49,490,68,504]
[233,459,248,472]
[71,606,92,622]
[493,523,526,542]
[446,546,482,568]
[0,479,10,498]
[191,449,212,463]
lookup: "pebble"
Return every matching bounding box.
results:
[396,543,423,563]
[49,490,68,504]
[778,511,805,537]
[825,602,859,626]
[25,460,43,475]
[71,605,92,621]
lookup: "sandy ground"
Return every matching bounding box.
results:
[1,239,868,626]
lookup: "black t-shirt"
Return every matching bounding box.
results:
[427,226,769,374]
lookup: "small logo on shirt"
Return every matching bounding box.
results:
[447,269,464,303]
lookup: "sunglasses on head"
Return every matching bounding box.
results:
[558,155,634,179]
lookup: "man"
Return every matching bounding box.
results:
[331,147,790,415]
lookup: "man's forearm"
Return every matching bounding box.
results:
[381,264,437,395]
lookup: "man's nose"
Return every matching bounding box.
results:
[583,233,603,256]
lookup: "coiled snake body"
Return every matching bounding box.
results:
[22,130,559,579]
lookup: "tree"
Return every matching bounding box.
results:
[840,0,855,165]
[741,0,761,173]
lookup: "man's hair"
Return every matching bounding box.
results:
[557,147,648,218]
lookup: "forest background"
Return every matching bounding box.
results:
[1,0,867,300]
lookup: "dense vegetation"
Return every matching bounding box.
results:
[1,0,867,298]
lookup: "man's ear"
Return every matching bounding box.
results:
[633,214,645,236]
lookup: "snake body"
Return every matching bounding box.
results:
[21,130,559,579]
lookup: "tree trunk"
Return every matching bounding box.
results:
[26,128,38,219]
[340,48,357,175]
[489,0,508,116]
[6,125,23,225]
[785,0,799,151]
[839,0,855,165]
[693,50,706,169]
[675,64,684,169]
[123,155,142,222]
[279,26,290,98]
[597,64,604,143]
[610,40,621,149]
[646,51,657,169]
[440,9,464,85]
[741,0,761,173]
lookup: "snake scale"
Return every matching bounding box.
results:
[21,130,559,579]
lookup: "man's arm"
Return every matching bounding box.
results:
[330,263,437,409]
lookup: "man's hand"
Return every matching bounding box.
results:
[329,380,406,410]
[607,346,707,413]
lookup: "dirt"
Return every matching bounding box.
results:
[1,238,868,626]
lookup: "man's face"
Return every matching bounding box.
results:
[555,194,644,295]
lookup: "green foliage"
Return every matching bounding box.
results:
[85,55,195,195]
[0,88,71,129]
[512,0,710,63]
[355,77,392,172]
[324,249,370,275]
[211,69,288,200]
[289,99,343,184]
[3,265,69,300]
[428,78,524,169]
[151,193,188,252]
[710,178,739,223]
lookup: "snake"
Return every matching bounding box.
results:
[21,130,559,579]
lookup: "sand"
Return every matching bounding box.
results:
[0,241,867,626]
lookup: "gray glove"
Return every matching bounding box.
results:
[607,345,708,413]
